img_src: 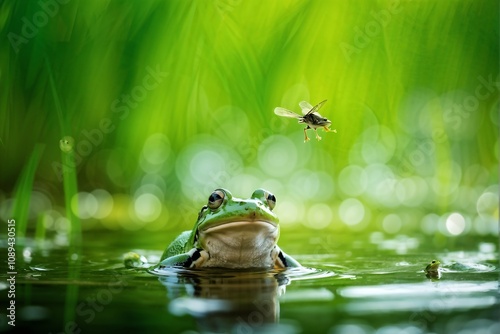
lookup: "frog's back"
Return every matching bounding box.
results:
[162,231,191,260]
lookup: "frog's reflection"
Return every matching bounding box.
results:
[156,268,290,333]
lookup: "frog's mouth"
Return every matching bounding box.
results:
[200,219,278,233]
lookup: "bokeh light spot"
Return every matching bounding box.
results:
[445,212,466,236]
[71,192,98,219]
[190,150,225,184]
[382,214,402,234]
[135,184,165,202]
[258,135,297,177]
[91,189,114,219]
[339,198,365,226]
[361,125,396,164]
[339,165,367,196]
[176,137,242,197]
[228,173,261,196]
[476,191,499,219]
[306,203,332,229]
[289,169,320,201]
[134,193,162,222]
[277,199,304,225]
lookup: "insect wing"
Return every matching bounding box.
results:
[304,100,327,117]
[274,107,301,119]
[299,101,314,115]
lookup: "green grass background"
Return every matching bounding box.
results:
[0,0,498,241]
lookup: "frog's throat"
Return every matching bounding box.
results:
[197,221,279,268]
[199,219,278,233]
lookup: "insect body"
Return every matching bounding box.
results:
[274,100,336,142]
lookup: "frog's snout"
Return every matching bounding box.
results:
[243,202,264,220]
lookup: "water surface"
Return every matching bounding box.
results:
[1,230,498,334]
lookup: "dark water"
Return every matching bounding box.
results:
[1,230,498,334]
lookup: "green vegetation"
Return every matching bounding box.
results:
[1,0,498,246]
[9,144,44,239]
[46,56,81,246]
[46,55,82,325]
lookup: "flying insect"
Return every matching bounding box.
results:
[274,100,336,142]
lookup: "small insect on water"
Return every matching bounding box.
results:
[274,100,337,142]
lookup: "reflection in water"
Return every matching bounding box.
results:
[154,268,290,333]
[149,266,337,333]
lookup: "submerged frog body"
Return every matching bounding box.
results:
[158,188,301,269]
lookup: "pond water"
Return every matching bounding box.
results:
[1,230,498,334]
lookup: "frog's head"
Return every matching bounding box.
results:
[426,260,441,272]
[190,188,280,259]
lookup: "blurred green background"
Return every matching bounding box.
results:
[0,0,498,248]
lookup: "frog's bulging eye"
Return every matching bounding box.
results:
[208,190,225,209]
[264,192,276,210]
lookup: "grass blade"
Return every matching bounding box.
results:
[46,55,82,326]
[10,143,45,239]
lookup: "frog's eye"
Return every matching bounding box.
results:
[264,191,276,210]
[208,190,225,209]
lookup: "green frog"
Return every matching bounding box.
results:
[425,260,440,273]
[157,188,301,269]
[425,259,441,279]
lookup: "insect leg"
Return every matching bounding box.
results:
[314,128,322,141]
[323,126,337,133]
[303,127,310,142]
